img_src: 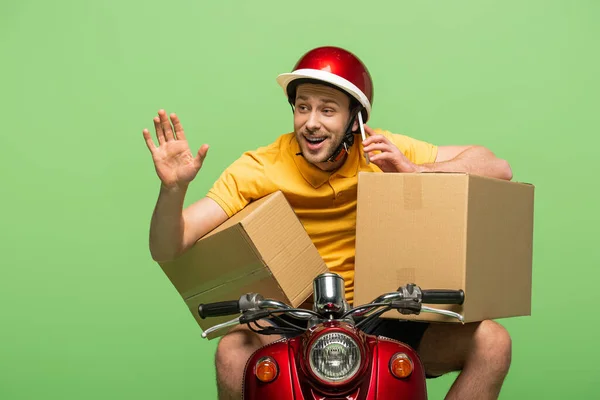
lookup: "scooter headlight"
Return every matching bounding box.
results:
[308,332,361,384]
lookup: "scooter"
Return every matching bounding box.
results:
[198,272,465,399]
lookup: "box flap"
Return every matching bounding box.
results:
[418,171,534,187]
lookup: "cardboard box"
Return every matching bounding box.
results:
[158,191,328,339]
[354,172,534,323]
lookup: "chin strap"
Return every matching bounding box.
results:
[324,107,363,163]
[325,131,353,163]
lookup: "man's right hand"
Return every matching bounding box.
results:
[143,109,209,189]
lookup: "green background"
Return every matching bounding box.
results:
[1,0,598,398]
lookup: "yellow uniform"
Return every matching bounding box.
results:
[206,129,438,303]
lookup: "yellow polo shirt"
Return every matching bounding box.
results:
[206,129,438,304]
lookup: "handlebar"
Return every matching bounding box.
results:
[198,300,240,319]
[198,284,466,338]
[421,289,464,305]
[197,296,319,321]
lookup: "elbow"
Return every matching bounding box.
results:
[149,246,183,264]
[472,146,513,181]
[149,228,187,263]
[477,146,512,181]
[150,251,173,264]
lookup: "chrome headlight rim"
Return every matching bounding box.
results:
[306,329,363,385]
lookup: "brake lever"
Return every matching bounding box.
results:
[201,316,241,338]
[421,306,465,323]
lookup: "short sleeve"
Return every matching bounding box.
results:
[206,152,273,217]
[377,129,438,165]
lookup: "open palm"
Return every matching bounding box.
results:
[143,110,209,189]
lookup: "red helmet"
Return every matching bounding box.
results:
[276,46,374,121]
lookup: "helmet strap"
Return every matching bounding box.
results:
[324,106,362,163]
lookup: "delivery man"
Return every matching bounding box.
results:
[142,46,513,400]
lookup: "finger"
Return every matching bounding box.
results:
[370,152,415,172]
[362,126,372,143]
[158,109,175,141]
[170,113,186,141]
[194,144,210,170]
[368,153,395,170]
[368,153,389,162]
[364,125,376,136]
[363,125,380,141]
[363,142,394,154]
[143,129,157,153]
[367,154,388,171]
[153,117,165,145]
[362,134,389,146]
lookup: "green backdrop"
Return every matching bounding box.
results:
[1,0,598,398]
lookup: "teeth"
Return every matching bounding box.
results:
[307,137,326,143]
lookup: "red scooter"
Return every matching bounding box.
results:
[198,273,464,399]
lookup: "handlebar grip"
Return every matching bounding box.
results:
[421,290,465,305]
[198,300,241,319]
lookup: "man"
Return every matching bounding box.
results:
[143,46,513,400]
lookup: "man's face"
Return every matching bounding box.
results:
[293,83,357,171]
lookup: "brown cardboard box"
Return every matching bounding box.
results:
[354,172,534,323]
[158,191,328,339]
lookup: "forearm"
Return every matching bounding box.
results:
[149,184,188,262]
[418,146,513,180]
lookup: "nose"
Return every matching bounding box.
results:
[305,110,321,132]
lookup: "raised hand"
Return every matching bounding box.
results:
[362,125,418,173]
[143,110,209,189]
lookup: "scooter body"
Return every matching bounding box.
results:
[244,320,428,399]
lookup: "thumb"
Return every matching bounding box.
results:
[194,144,209,169]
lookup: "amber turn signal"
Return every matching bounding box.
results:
[255,357,278,383]
[390,353,413,379]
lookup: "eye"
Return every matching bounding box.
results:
[296,104,309,112]
[322,108,335,115]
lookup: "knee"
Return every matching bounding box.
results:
[215,332,251,372]
[215,335,233,371]
[474,320,512,375]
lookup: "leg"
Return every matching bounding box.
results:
[215,325,282,400]
[418,320,512,400]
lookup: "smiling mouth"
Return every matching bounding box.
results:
[305,136,327,144]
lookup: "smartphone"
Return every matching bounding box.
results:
[358,112,370,165]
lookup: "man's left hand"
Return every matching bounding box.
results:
[362,125,420,173]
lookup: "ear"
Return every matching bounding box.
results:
[351,116,359,132]
[349,105,365,133]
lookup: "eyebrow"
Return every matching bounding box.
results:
[296,95,341,106]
